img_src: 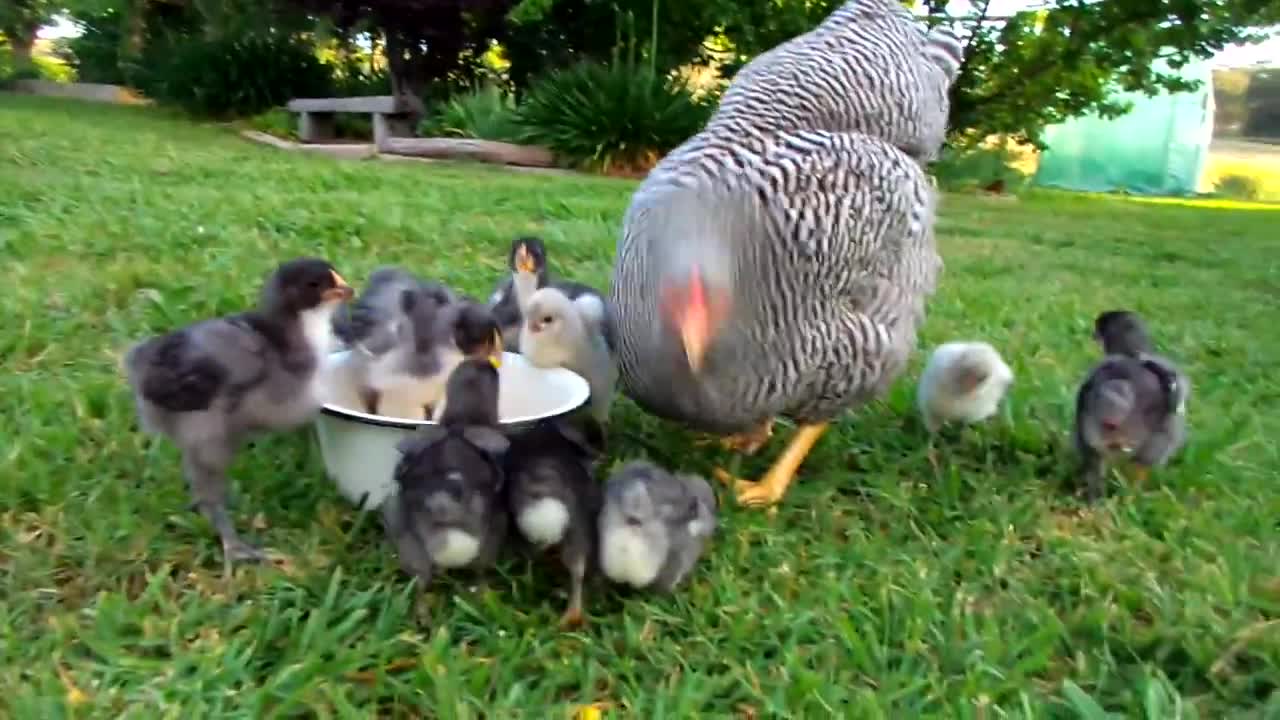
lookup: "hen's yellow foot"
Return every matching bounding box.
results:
[711,422,830,507]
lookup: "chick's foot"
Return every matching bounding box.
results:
[1131,465,1150,488]
[222,535,269,564]
[712,422,829,507]
[559,607,586,630]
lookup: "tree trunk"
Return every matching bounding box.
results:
[383,30,427,123]
[119,0,147,68]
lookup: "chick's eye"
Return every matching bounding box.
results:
[543,316,554,324]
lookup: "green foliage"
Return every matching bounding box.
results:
[0,35,74,85]
[0,39,14,87]
[419,84,523,142]
[501,0,737,90]
[937,1,1280,147]
[0,0,58,53]
[1213,172,1262,200]
[137,33,334,119]
[63,2,205,87]
[930,143,1031,192]
[31,52,74,82]
[327,54,392,97]
[63,8,129,84]
[515,59,713,172]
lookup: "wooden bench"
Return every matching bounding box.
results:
[285,96,417,148]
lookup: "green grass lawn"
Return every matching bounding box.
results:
[2,95,1278,718]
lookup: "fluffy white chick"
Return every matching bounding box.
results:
[916,341,1013,433]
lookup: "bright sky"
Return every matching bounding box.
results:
[38,3,1278,68]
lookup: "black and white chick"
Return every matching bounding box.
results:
[520,286,618,427]
[503,418,605,628]
[123,257,354,568]
[382,357,511,588]
[488,235,613,353]
[597,460,717,593]
[324,268,456,414]
[1073,310,1189,502]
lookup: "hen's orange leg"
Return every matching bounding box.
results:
[712,422,830,507]
[692,418,775,455]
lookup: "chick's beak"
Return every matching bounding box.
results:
[324,270,355,302]
[488,330,503,368]
[514,245,537,274]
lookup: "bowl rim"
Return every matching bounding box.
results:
[318,349,591,429]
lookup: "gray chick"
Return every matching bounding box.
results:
[382,357,511,588]
[124,257,355,567]
[520,286,618,427]
[325,268,456,414]
[333,266,455,355]
[361,287,476,420]
[1073,354,1188,502]
[598,460,718,593]
[1091,308,1190,413]
[504,418,605,628]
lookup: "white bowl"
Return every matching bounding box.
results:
[312,350,590,511]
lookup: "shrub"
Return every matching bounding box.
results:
[0,38,15,86]
[64,11,127,84]
[140,33,333,119]
[0,38,75,86]
[244,108,299,140]
[930,143,1032,193]
[420,84,522,142]
[515,59,713,173]
[328,55,392,97]
[1213,173,1262,201]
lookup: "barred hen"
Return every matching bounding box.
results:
[609,0,963,507]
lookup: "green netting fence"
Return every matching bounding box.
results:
[1033,59,1216,197]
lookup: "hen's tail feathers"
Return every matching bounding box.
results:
[924,24,965,84]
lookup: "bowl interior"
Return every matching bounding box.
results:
[318,350,590,427]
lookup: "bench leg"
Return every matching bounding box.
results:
[298,111,336,143]
[374,113,415,151]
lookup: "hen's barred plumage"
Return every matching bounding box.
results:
[610,0,960,435]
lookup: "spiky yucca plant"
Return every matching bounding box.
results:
[420,84,523,143]
[514,58,713,174]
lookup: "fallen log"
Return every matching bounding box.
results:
[379,137,557,168]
